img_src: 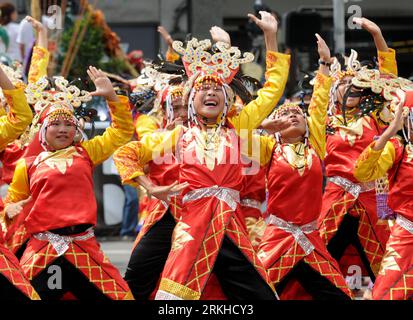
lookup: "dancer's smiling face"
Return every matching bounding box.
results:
[46,117,77,150]
[193,81,225,121]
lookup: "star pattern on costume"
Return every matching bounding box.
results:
[34,146,81,174]
[332,116,372,146]
[171,221,194,251]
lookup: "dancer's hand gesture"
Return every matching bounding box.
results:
[87,66,119,102]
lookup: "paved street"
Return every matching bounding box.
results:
[99,239,134,276]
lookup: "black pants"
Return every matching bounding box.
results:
[276,260,351,300]
[31,256,110,300]
[0,274,31,301]
[327,214,376,282]
[125,210,176,300]
[126,212,276,300]
[213,236,277,300]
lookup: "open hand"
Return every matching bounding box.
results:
[247,11,278,35]
[148,181,189,202]
[87,66,118,101]
[210,26,231,45]
[5,197,32,219]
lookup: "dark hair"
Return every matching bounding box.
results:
[0,3,16,26]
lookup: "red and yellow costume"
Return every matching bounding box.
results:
[0,85,38,299]
[256,72,352,299]
[318,48,398,278]
[114,38,290,299]
[353,91,413,300]
[3,91,134,300]
[0,46,50,255]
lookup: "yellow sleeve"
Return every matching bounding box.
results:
[0,88,33,151]
[307,72,332,160]
[378,48,397,76]
[1,158,31,226]
[228,51,290,134]
[354,141,396,182]
[166,46,180,63]
[259,134,276,166]
[135,114,160,140]
[81,95,134,166]
[113,126,182,186]
[28,46,50,84]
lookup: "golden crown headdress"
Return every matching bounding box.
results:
[172,38,254,83]
[330,49,362,81]
[135,66,180,92]
[25,76,92,113]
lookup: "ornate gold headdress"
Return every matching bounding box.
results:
[172,38,254,127]
[172,38,254,83]
[15,76,92,149]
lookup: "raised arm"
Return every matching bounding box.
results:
[81,67,134,165]
[307,34,332,160]
[158,26,180,63]
[353,17,397,76]
[25,16,50,83]
[228,11,290,134]
[113,126,182,186]
[0,66,33,151]
[354,96,405,182]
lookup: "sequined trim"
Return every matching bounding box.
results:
[241,198,262,210]
[33,228,94,256]
[155,290,183,300]
[396,215,413,234]
[155,278,201,300]
[182,186,240,211]
[266,215,317,255]
[328,176,375,198]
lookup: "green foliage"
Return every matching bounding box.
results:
[58,13,128,81]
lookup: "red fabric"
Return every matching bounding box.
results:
[324,116,381,182]
[1,132,43,184]
[24,146,97,234]
[20,235,132,300]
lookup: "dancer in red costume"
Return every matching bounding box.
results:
[0,57,39,300]
[0,16,52,258]
[3,67,134,300]
[114,11,290,300]
[256,33,352,300]
[317,17,397,287]
[354,88,413,300]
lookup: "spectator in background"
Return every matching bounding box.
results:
[0,3,21,62]
[16,17,35,72]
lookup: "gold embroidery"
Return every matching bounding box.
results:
[276,143,315,176]
[245,217,266,248]
[171,221,194,251]
[332,116,372,146]
[35,147,80,174]
[379,244,401,276]
[186,127,233,171]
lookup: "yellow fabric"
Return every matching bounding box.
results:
[113,126,182,186]
[378,48,397,76]
[81,95,134,166]
[28,46,50,84]
[135,114,159,140]
[354,141,396,182]
[307,72,332,160]
[165,47,180,63]
[0,88,33,151]
[228,51,290,135]
[2,158,30,226]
